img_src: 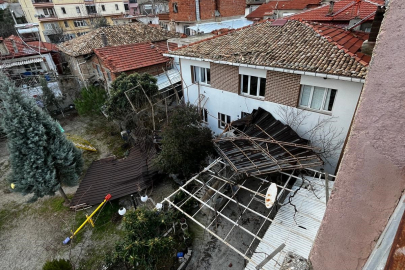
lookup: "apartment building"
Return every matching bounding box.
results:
[165,19,372,173]
[158,0,246,35]
[19,0,126,42]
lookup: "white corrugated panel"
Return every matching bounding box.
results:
[188,18,253,34]
[245,176,334,270]
[155,68,181,90]
[0,57,43,69]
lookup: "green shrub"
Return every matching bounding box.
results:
[43,259,72,270]
[75,86,107,116]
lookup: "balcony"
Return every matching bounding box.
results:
[32,0,54,7]
[37,14,58,21]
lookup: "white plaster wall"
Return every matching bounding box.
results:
[52,2,124,19]
[136,16,159,25]
[180,58,363,173]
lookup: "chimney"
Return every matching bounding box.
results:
[11,40,18,53]
[327,1,335,16]
[100,33,108,47]
[361,6,386,55]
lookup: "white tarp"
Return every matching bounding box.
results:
[188,18,253,34]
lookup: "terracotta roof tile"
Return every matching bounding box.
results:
[168,20,370,78]
[0,35,51,59]
[94,41,177,73]
[57,23,180,57]
[246,0,322,20]
[287,0,384,22]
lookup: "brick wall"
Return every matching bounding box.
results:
[168,0,244,22]
[218,0,245,17]
[264,71,301,107]
[210,63,239,93]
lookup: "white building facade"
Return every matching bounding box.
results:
[171,57,364,173]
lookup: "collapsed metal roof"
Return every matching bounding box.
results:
[214,107,323,176]
[70,146,157,209]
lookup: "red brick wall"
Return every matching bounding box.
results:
[169,0,196,21]
[210,63,239,93]
[168,0,244,22]
[218,0,245,17]
[264,71,301,107]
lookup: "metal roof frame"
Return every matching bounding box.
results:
[161,158,335,269]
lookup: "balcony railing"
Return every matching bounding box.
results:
[11,73,57,89]
[32,0,53,3]
[38,14,58,21]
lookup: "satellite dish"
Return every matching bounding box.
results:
[265,183,278,208]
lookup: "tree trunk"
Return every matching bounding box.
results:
[59,186,70,204]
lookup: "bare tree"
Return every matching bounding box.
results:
[276,105,344,167]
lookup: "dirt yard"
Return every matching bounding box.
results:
[0,113,176,270]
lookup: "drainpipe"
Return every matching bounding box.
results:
[77,59,88,90]
[195,0,200,21]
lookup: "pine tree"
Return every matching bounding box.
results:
[0,74,83,203]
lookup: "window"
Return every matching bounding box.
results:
[64,21,69,28]
[240,75,266,98]
[24,62,42,72]
[61,7,66,14]
[115,4,119,10]
[101,5,106,11]
[124,4,129,10]
[241,111,250,118]
[107,71,112,81]
[218,113,231,129]
[43,8,48,15]
[299,85,337,112]
[184,25,190,35]
[173,2,178,13]
[192,66,210,84]
[86,5,96,14]
[63,33,76,40]
[201,108,208,122]
[74,20,87,27]
[77,32,88,36]
[76,6,81,13]
[43,8,54,16]
[129,0,137,3]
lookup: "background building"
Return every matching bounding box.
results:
[19,0,127,42]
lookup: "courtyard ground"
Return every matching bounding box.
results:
[0,113,176,270]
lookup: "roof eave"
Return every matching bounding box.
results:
[164,54,365,82]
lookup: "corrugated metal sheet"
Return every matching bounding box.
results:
[245,176,334,270]
[0,57,43,69]
[188,18,253,33]
[70,147,157,207]
[155,68,181,90]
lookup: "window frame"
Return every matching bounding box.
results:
[61,7,66,14]
[218,112,231,129]
[115,4,119,10]
[201,108,208,123]
[191,65,210,85]
[76,6,81,13]
[298,85,337,113]
[101,4,106,11]
[74,20,87,27]
[64,21,69,28]
[173,2,178,13]
[239,74,266,99]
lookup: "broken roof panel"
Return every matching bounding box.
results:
[214,107,323,176]
[70,147,156,208]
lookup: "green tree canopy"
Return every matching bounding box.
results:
[40,77,62,113]
[0,74,83,202]
[107,208,177,270]
[104,73,158,121]
[0,8,17,38]
[155,103,214,177]
[74,86,107,116]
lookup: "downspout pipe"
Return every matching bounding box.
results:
[195,0,200,21]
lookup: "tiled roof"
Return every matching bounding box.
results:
[57,23,180,57]
[286,0,383,22]
[0,35,51,59]
[26,41,59,52]
[94,41,178,73]
[167,20,369,78]
[246,0,321,20]
[307,22,371,63]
